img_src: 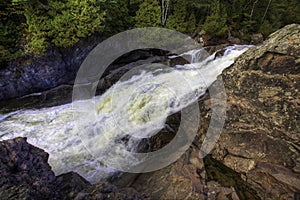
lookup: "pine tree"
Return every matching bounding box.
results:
[166,0,196,33]
[23,0,106,54]
[134,0,161,27]
[202,0,228,37]
[102,0,133,35]
[0,0,24,63]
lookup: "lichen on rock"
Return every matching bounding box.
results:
[200,24,300,199]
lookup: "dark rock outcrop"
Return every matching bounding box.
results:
[0,137,56,199]
[0,32,167,101]
[0,138,148,200]
[0,35,102,101]
[197,24,300,199]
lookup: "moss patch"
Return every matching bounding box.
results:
[204,155,260,200]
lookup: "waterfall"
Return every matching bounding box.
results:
[0,45,249,183]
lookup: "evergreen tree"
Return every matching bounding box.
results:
[166,0,196,33]
[102,0,133,35]
[24,0,106,54]
[134,0,161,28]
[1,0,300,63]
[202,0,228,37]
[0,0,24,63]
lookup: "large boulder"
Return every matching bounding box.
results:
[199,24,300,199]
[0,138,148,200]
[0,137,56,199]
[0,36,101,101]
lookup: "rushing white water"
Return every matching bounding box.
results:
[0,45,249,183]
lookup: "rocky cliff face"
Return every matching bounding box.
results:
[115,24,300,200]
[0,34,166,101]
[0,36,100,101]
[200,23,300,199]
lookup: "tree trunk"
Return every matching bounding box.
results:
[250,0,258,19]
[161,0,170,27]
[261,0,272,23]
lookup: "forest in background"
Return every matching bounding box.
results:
[1,0,299,63]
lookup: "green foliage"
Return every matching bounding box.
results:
[284,0,300,25]
[186,13,197,33]
[166,0,196,33]
[102,0,133,35]
[0,0,24,63]
[134,0,161,28]
[202,0,228,37]
[22,3,48,54]
[259,20,273,37]
[187,0,211,25]
[11,0,28,4]
[23,0,105,54]
[52,0,105,47]
[1,0,300,63]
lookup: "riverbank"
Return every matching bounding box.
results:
[0,24,299,200]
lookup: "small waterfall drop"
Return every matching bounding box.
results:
[0,45,250,183]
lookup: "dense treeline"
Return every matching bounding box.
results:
[1,0,299,63]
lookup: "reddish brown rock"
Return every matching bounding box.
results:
[198,24,300,199]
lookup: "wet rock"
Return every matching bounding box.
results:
[0,138,149,200]
[202,34,228,46]
[110,49,167,67]
[97,55,166,96]
[205,44,230,55]
[0,55,167,112]
[0,36,168,101]
[55,172,91,200]
[0,137,56,199]
[0,84,74,114]
[168,56,190,67]
[198,24,300,199]
[251,33,264,44]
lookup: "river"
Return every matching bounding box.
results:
[0,45,249,183]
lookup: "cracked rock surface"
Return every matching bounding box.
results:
[0,138,148,200]
[198,24,300,199]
